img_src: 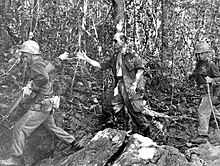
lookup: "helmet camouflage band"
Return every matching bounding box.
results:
[20,40,40,55]
[194,42,211,54]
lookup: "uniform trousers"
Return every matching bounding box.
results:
[12,102,75,156]
[198,94,220,135]
[112,81,150,133]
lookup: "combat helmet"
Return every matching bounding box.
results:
[20,40,40,55]
[195,42,211,54]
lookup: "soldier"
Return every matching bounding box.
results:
[77,32,150,137]
[0,40,83,166]
[189,42,220,144]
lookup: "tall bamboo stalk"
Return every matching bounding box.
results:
[133,0,136,51]
[71,0,88,93]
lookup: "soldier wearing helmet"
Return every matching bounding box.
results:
[77,32,150,137]
[194,42,212,61]
[189,41,220,144]
[0,40,83,166]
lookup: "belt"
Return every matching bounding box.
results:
[32,93,52,103]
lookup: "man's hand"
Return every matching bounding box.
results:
[58,52,69,60]
[52,96,60,109]
[22,81,32,98]
[205,76,213,83]
[76,52,86,60]
[113,86,119,96]
[128,83,137,96]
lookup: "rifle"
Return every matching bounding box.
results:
[0,93,23,126]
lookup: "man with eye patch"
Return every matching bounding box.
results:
[188,41,220,144]
[77,32,150,137]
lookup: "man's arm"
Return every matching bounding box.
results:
[132,69,144,87]
[128,54,145,95]
[77,52,101,69]
[45,52,69,73]
[23,53,69,97]
[209,62,220,85]
[204,61,220,100]
[30,60,50,91]
[30,52,69,91]
[132,54,145,87]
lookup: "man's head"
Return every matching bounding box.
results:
[113,32,127,52]
[194,42,211,61]
[19,40,40,62]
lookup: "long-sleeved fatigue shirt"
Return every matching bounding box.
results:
[27,56,61,96]
[194,59,220,96]
[100,51,145,92]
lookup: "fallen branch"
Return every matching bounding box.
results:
[142,105,197,122]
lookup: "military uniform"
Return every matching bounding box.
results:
[191,59,220,143]
[12,56,75,158]
[100,51,150,135]
[0,40,83,166]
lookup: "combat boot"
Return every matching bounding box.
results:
[70,140,84,151]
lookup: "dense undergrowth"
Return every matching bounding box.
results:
[1,0,220,157]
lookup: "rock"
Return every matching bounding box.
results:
[153,146,189,166]
[186,142,220,166]
[5,126,219,166]
[112,134,158,165]
[37,128,127,166]
[112,133,189,166]
[36,128,194,166]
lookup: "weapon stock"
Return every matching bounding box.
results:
[0,93,23,125]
